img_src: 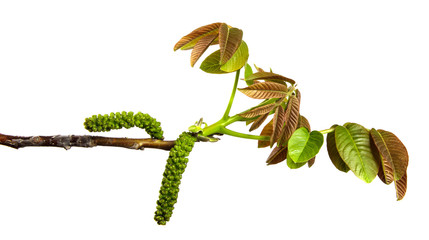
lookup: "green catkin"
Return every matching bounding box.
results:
[154,132,197,225]
[83,111,164,140]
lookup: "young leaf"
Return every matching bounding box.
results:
[266,146,288,165]
[244,63,254,86]
[326,125,350,173]
[249,113,269,132]
[239,103,276,118]
[174,22,222,51]
[258,119,273,148]
[287,153,306,169]
[297,115,310,131]
[219,24,243,65]
[220,41,249,72]
[395,173,407,201]
[199,50,227,74]
[370,129,395,184]
[190,34,218,67]
[278,95,300,146]
[335,123,379,183]
[238,82,288,99]
[245,72,296,85]
[288,127,324,163]
[370,129,408,181]
[270,105,285,147]
[307,157,316,168]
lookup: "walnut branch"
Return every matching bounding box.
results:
[0,133,176,151]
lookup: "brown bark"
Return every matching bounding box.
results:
[0,133,176,151]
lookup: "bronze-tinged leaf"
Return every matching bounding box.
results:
[174,22,223,51]
[238,82,288,99]
[254,64,265,72]
[308,157,315,168]
[190,34,218,67]
[278,95,300,146]
[395,173,407,201]
[266,146,288,165]
[377,129,409,181]
[239,103,276,118]
[270,105,285,147]
[258,119,273,148]
[297,115,310,131]
[246,72,296,85]
[218,23,243,65]
[249,113,269,132]
[370,129,395,184]
[295,89,301,103]
[326,125,350,173]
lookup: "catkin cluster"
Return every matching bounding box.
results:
[154,132,197,225]
[83,111,164,140]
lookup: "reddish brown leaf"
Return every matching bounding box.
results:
[219,24,243,65]
[238,82,288,99]
[278,95,300,146]
[370,129,395,184]
[377,129,409,180]
[239,103,276,118]
[174,22,222,51]
[297,115,310,131]
[307,157,316,168]
[258,119,273,148]
[270,105,285,147]
[249,113,269,132]
[190,34,218,67]
[266,146,288,165]
[246,72,296,85]
[395,173,407,201]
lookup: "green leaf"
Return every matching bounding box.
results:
[199,50,227,74]
[326,125,350,173]
[335,123,379,183]
[288,127,324,163]
[244,63,254,86]
[287,153,306,169]
[220,41,249,72]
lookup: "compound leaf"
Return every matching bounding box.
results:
[288,127,324,163]
[335,123,379,183]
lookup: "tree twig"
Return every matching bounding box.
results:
[0,133,176,151]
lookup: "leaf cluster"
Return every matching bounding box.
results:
[174,22,249,73]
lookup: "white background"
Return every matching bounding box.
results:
[1,0,428,239]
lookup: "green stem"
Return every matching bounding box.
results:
[319,128,335,134]
[221,128,270,141]
[222,69,241,120]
